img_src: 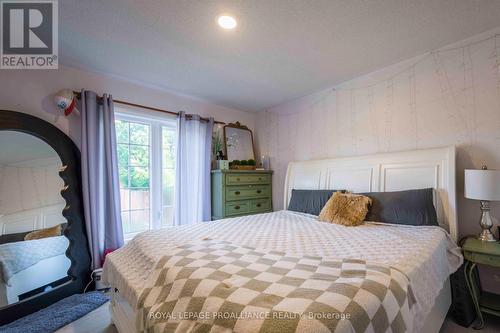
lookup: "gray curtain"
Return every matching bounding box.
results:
[81,90,124,269]
[174,112,214,225]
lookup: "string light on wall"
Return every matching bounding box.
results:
[408,66,418,149]
[335,90,341,155]
[495,35,500,146]
[463,46,478,151]
[350,90,357,154]
[266,32,500,206]
[432,51,472,149]
[384,79,394,152]
[367,86,379,151]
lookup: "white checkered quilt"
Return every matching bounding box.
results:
[136,239,415,333]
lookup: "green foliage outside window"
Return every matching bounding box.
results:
[116,120,151,189]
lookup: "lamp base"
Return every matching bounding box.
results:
[477,229,497,242]
[477,201,498,242]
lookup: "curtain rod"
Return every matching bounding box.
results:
[73,91,225,125]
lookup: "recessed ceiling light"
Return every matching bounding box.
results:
[217,15,237,30]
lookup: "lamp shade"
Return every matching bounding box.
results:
[464,169,500,201]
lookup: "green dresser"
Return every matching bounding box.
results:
[211,170,273,220]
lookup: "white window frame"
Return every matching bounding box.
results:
[115,106,177,240]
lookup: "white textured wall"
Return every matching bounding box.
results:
[0,158,65,216]
[0,65,257,148]
[256,28,500,289]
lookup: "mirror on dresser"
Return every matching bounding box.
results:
[0,110,91,325]
[223,122,256,163]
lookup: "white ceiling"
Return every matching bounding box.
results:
[0,132,59,165]
[60,0,500,112]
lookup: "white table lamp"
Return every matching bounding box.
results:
[464,166,500,242]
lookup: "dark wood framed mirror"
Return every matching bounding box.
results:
[0,110,91,325]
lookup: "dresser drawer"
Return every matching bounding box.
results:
[226,173,271,185]
[226,185,271,201]
[225,200,249,216]
[249,199,271,213]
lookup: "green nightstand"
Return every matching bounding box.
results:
[463,238,500,329]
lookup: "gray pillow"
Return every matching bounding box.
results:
[288,189,343,216]
[361,188,438,226]
[0,231,30,244]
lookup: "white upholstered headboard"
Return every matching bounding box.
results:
[283,146,457,242]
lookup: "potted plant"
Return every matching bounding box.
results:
[212,132,223,158]
[230,159,257,170]
[212,132,228,169]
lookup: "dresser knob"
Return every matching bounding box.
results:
[236,178,240,181]
[258,177,262,180]
[235,191,240,195]
[235,205,240,210]
[256,203,261,207]
[256,190,262,194]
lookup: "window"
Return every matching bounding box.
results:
[115,109,177,239]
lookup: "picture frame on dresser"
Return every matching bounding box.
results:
[211,170,273,220]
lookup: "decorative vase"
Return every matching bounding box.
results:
[261,155,270,170]
[217,160,229,170]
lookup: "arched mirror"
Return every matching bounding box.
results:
[0,110,90,325]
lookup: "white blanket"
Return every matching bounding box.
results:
[0,235,69,284]
[103,211,462,333]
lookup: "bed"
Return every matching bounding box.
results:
[104,146,462,333]
[0,237,71,306]
[0,204,71,307]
